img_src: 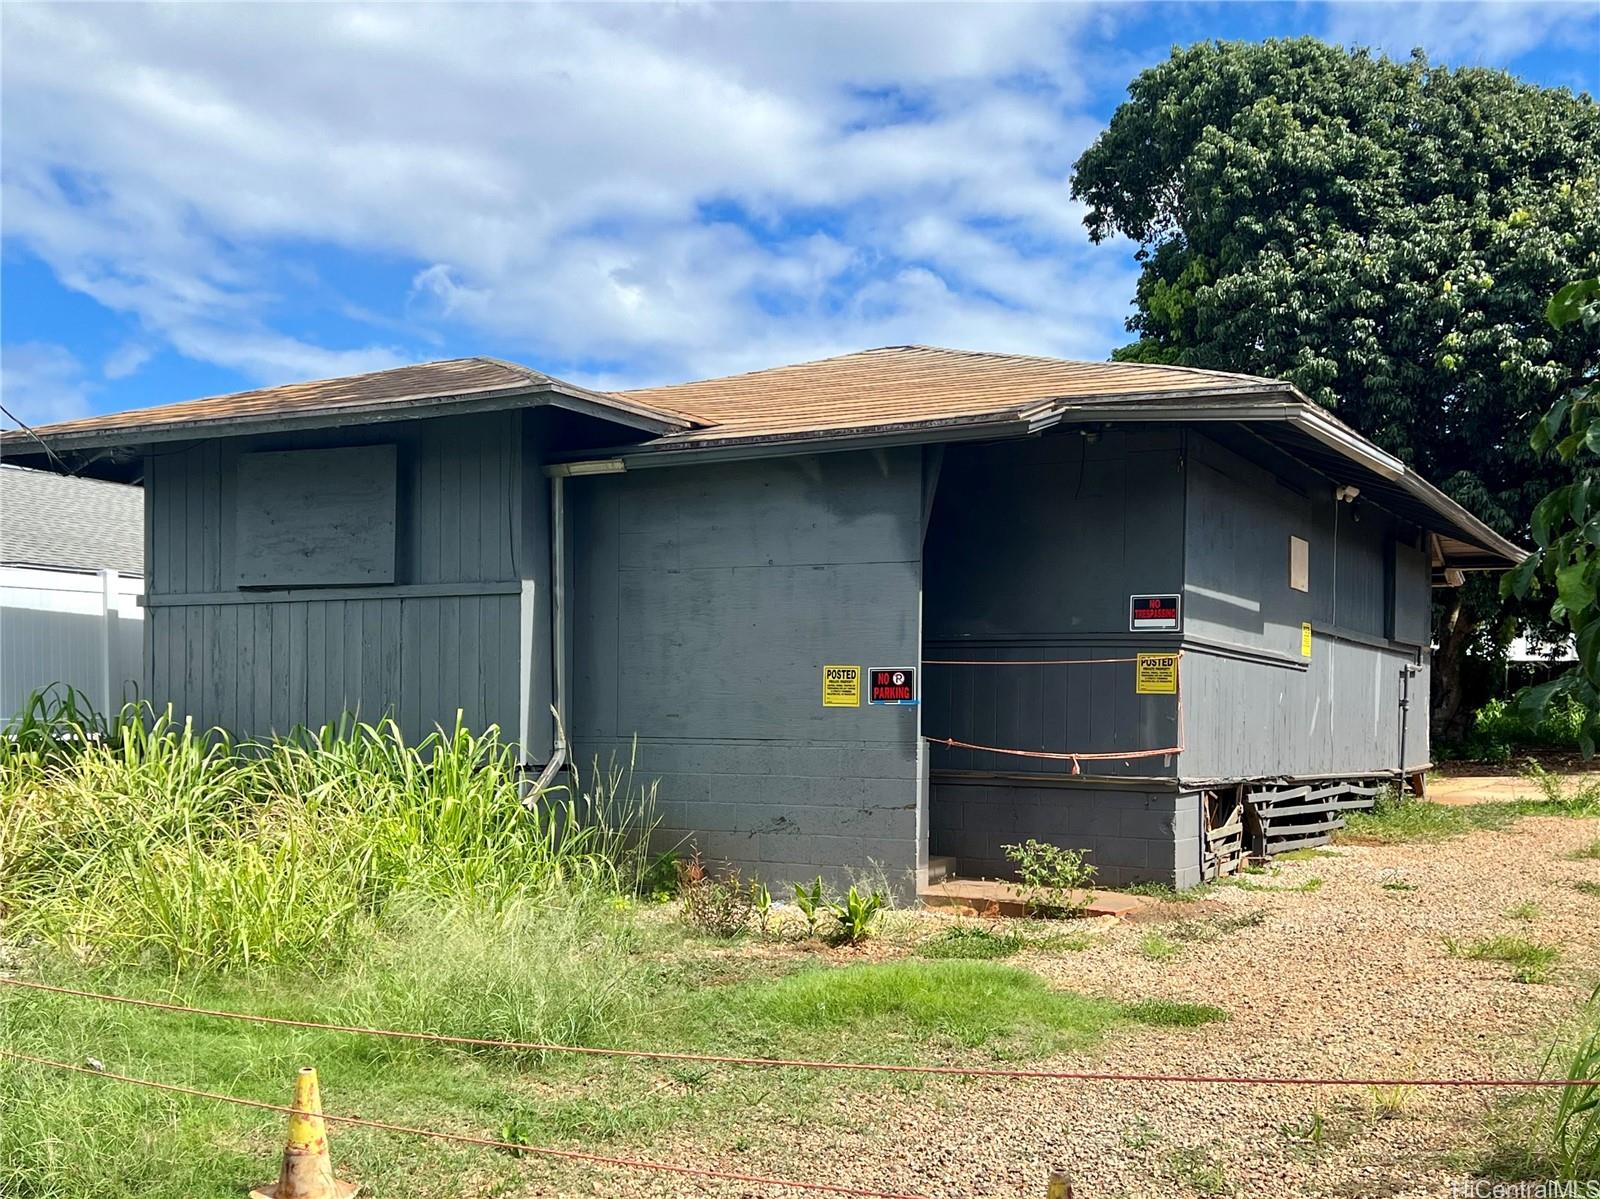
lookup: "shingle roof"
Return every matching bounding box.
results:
[616,346,1282,445]
[0,465,144,574]
[0,343,1521,568]
[0,357,688,451]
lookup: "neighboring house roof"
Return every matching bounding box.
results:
[0,465,144,574]
[0,344,1524,570]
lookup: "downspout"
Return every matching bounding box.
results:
[528,471,569,796]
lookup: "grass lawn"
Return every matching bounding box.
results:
[1,915,1211,1199]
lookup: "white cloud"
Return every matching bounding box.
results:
[102,341,152,381]
[1323,1,1595,67]
[1,2,1140,394]
[0,343,96,427]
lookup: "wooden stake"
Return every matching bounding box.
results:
[1046,1170,1073,1198]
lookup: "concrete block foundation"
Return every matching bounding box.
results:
[930,776,1205,890]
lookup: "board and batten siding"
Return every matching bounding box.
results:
[1178,431,1431,780]
[144,411,536,746]
[569,448,927,894]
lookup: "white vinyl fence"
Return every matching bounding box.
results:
[0,565,145,720]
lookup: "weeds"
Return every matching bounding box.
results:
[1575,881,1600,898]
[1166,1146,1228,1194]
[1225,875,1324,894]
[677,852,755,938]
[1506,900,1542,922]
[1123,881,1206,903]
[1368,1081,1417,1120]
[1541,987,1600,1180]
[1279,1109,1328,1148]
[1444,935,1562,984]
[1571,838,1600,861]
[1003,838,1096,918]
[0,703,659,975]
[1140,931,1181,961]
[1124,999,1229,1027]
[919,925,1025,960]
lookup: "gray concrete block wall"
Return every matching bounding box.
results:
[569,448,927,899]
[930,779,1204,888]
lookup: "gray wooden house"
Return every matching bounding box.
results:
[0,348,1521,891]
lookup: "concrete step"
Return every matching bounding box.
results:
[926,855,957,886]
[920,878,1147,920]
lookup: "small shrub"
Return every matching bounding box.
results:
[676,852,754,938]
[1124,999,1228,1027]
[1003,838,1096,918]
[920,925,1025,960]
[827,885,887,946]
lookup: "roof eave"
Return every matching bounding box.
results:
[1052,392,1524,567]
[0,382,691,458]
[556,408,1052,468]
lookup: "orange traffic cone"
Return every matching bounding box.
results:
[249,1067,360,1199]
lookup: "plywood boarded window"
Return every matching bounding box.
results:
[1289,535,1310,592]
[234,445,397,587]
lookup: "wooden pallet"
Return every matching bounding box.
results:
[1201,787,1246,880]
[1245,778,1383,856]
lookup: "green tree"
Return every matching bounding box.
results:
[1505,279,1600,750]
[1071,38,1600,736]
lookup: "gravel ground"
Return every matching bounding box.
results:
[513,813,1600,1199]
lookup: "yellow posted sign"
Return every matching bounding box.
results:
[1301,622,1313,658]
[822,664,861,707]
[1135,653,1178,694]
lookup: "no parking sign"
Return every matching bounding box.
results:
[868,667,918,705]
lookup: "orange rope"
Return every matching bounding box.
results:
[923,650,1185,667]
[924,655,1144,665]
[4,978,1595,1088]
[0,1048,931,1199]
[925,736,1181,766]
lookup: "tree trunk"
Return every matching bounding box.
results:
[1431,589,1476,744]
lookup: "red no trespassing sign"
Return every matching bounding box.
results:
[1129,594,1181,632]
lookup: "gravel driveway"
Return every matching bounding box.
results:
[518,811,1600,1199]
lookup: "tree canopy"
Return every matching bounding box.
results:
[1071,38,1600,730]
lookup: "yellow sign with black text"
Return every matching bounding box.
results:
[1135,653,1178,695]
[822,664,861,707]
[1301,623,1313,658]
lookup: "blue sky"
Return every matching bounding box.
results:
[2,1,1596,426]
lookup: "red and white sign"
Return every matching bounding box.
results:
[1129,594,1181,632]
[868,667,918,705]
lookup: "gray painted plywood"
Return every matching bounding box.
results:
[234,446,398,588]
[141,411,537,748]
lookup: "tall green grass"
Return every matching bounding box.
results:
[0,694,658,975]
